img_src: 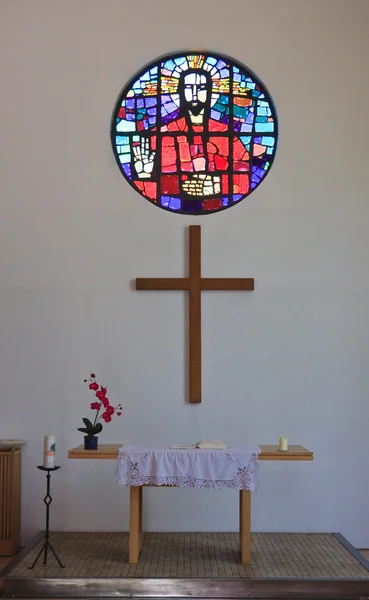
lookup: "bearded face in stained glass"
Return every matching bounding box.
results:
[111,52,278,215]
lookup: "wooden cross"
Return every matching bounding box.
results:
[136,225,254,403]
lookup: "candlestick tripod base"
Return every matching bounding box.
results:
[29,466,65,569]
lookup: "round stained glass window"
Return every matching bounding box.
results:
[111,51,278,215]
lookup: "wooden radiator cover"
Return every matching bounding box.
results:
[0,448,21,555]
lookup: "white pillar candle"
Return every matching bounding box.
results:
[279,435,288,451]
[43,434,56,468]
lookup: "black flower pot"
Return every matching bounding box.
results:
[84,435,98,450]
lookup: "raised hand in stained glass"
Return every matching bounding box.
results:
[133,137,155,179]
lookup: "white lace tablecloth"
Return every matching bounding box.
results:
[116,446,260,491]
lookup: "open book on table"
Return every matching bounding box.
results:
[171,440,229,450]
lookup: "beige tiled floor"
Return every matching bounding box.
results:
[5,532,369,580]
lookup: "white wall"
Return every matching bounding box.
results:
[1,0,369,548]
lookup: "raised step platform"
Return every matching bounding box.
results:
[2,531,369,598]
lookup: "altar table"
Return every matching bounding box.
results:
[68,443,313,565]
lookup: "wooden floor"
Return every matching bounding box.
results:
[3,531,369,580]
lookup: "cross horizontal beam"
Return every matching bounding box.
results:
[136,278,254,291]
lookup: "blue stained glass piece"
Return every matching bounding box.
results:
[137,99,144,108]
[240,136,251,151]
[116,120,135,132]
[216,60,227,70]
[175,57,186,66]
[240,124,252,132]
[122,163,132,179]
[233,195,243,202]
[126,99,134,109]
[169,197,181,210]
[222,197,229,206]
[211,109,221,120]
[116,136,129,145]
[207,56,217,66]
[145,98,156,107]
[119,153,131,164]
[161,196,170,207]
[251,181,257,189]
[220,69,229,78]
[261,136,275,146]
[255,122,274,132]
[164,59,176,71]
[165,102,177,113]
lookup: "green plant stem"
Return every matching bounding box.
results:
[93,407,101,426]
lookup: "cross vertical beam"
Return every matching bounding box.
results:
[135,225,254,403]
[189,225,202,404]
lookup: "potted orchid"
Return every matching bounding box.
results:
[79,374,122,450]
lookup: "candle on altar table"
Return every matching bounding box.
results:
[43,434,56,467]
[279,435,288,451]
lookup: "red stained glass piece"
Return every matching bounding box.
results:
[161,175,179,195]
[209,120,228,132]
[144,182,157,200]
[234,161,249,171]
[203,198,223,211]
[222,175,228,193]
[233,174,249,194]
[162,146,177,172]
[233,138,248,160]
[214,155,228,170]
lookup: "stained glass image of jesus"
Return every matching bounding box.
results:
[112,53,278,215]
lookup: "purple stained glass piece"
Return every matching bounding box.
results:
[145,98,156,107]
[122,163,132,179]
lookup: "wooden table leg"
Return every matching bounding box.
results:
[129,486,143,563]
[239,489,251,564]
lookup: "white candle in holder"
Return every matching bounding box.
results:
[43,434,56,467]
[279,435,288,451]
